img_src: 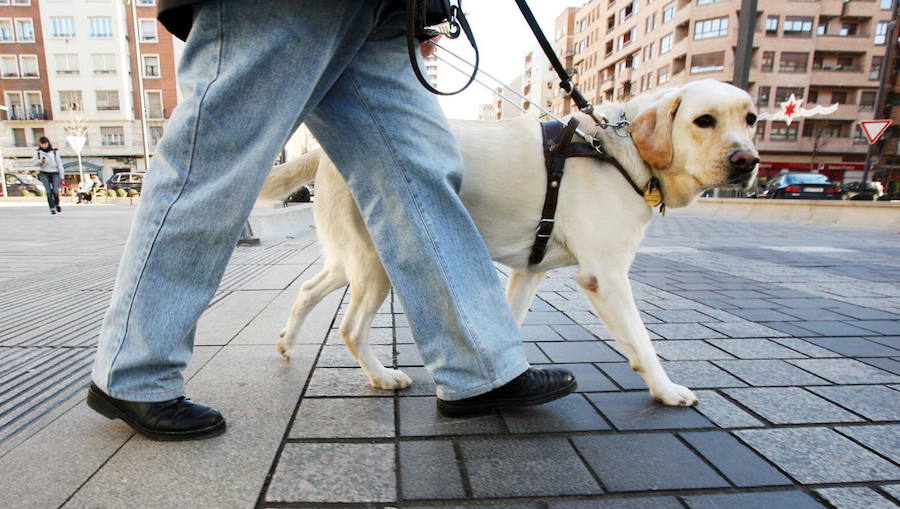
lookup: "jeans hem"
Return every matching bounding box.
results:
[435,360,530,401]
[98,385,186,403]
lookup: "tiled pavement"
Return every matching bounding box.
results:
[1,203,899,508]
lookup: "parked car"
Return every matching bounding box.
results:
[2,173,45,196]
[106,172,144,193]
[840,181,884,201]
[764,173,841,199]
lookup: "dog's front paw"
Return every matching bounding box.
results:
[370,368,413,390]
[651,383,698,407]
[276,341,293,361]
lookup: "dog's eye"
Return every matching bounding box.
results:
[693,114,716,128]
[746,113,757,126]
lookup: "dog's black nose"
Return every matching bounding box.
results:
[728,150,759,174]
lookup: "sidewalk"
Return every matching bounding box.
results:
[0,204,898,508]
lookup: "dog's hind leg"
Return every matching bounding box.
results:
[277,264,348,360]
[506,268,548,326]
[340,270,412,390]
[574,268,698,407]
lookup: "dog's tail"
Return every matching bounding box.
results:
[258,149,322,203]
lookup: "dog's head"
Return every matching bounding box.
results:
[628,79,759,208]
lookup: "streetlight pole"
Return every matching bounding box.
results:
[733,0,758,91]
[127,0,152,172]
[861,6,898,186]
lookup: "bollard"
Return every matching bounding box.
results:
[237,221,260,246]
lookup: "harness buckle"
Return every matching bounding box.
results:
[539,218,555,224]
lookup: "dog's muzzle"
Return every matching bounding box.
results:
[726,149,760,187]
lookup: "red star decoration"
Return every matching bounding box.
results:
[779,94,805,125]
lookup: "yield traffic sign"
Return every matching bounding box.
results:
[859,119,892,144]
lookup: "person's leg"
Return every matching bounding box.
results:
[51,174,60,210]
[91,0,382,402]
[37,173,54,210]
[304,8,530,400]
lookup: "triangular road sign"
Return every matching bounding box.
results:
[859,119,892,144]
[66,135,86,154]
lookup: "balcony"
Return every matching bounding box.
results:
[815,35,873,52]
[841,0,879,18]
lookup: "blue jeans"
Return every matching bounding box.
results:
[91,0,528,402]
[37,172,60,210]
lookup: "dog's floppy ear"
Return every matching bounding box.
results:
[631,91,682,171]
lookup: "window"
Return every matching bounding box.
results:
[690,51,724,73]
[875,21,888,44]
[15,18,33,42]
[19,54,37,77]
[50,17,76,38]
[0,19,13,42]
[137,0,156,4]
[55,53,78,75]
[4,91,22,120]
[101,127,125,146]
[0,54,17,77]
[870,56,883,80]
[605,39,614,55]
[698,0,724,5]
[817,19,827,35]
[769,121,797,141]
[783,16,813,37]
[89,17,113,38]
[145,90,163,119]
[92,53,116,75]
[831,91,847,104]
[779,52,808,72]
[761,51,774,72]
[32,128,45,144]
[660,33,672,53]
[658,65,670,84]
[803,122,845,138]
[859,91,876,110]
[694,16,728,39]
[149,126,164,145]
[12,127,26,147]
[757,86,770,106]
[839,23,857,36]
[755,121,766,140]
[662,2,675,22]
[96,90,119,111]
[775,87,804,102]
[765,15,778,35]
[645,13,657,33]
[24,91,42,119]
[882,0,894,9]
[620,1,637,23]
[139,19,157,42]
[143,54,160,78]
[11,0,31,5]
[808,89,819,103]
[59,90,82,111]
[643,42,655,61]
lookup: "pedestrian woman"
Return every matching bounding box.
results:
[33,136,65,214]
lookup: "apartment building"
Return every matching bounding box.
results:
[0,0,181,187]
[491,47,554,120]
[553,0,897,183]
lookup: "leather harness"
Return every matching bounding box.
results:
[529,118,660,266]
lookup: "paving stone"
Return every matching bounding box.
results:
[736,428,900,484]
[398,396,505,436]
[769,297,846,308]
[836,425,900,463]
[502,394,611,433]
[866,336,900,348]
[563,311,604,325]
[551,324,599,341]
[653,340,735,361]
[789,321,879,337]
[304,368,394,397]
[408,505,539,509]
[394,327,414,343]
[680,431,792,487]
[802,337,900,357]
[647,309,720,323]
[523,311,576,325]
[534,363,618,392]
[395,366,437,396]
[646,323,725,340]
[459,437,601,497]
[693,390,765,428]
[729,309,800,322]
[787,359,900,384]
[572,433,728,492]
[586,392,714,430]
[781,308,858,321]
[289,398,394,438]
[316,344,392,368]
[809,385,900,421]
[719,298,779,309]
[724,387,863,424]
[396,343,424,366]
[585,323,615,339]
[683,491,827,509]
[854,320,900,335]
[524,342,551,363]
[704,321,789,338]
[715,289,772,299]
[881,484,900,500]
[548,497,682,509]
[817,487,898,509]
[762,321,822,337]
[266,443,395,503]
[399,440,465,500]
[707,338,807,359]
[829,306,900,320]
[861,357,900,375]
[597,362,647,390]
[770,337,840,357]
[521,325,564,342]
[538,341,624,363]
[714,359,830,386]
[661,360,749,388]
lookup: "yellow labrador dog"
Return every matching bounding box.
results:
[260,79,759,406]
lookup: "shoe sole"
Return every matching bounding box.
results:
[436,379,578,418]
[87,386,226,441]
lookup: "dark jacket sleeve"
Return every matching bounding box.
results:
[158,0,200,41]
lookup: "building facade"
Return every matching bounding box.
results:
[0,0,181,189]
[553,0,898,184]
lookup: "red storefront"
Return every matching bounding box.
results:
[757,162,871,183]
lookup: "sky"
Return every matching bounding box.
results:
[434,1,584,119]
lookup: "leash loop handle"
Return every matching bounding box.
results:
[406,0,478,96]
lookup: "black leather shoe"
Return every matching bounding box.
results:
[436,367,577,417]
[87,384,226,441]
